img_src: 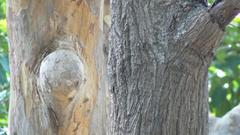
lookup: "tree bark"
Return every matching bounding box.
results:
[6,0,240,135]
[108,0,239,135]
[7,0,109,135]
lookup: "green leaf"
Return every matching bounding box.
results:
[0,20,6,33]
[0,54,8,73]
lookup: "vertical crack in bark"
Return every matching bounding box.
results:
[48,107,60,129]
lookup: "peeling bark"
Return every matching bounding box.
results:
[7,0,109,135]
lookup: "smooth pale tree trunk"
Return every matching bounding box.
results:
[6,0,240,135]
[7,0,109,135]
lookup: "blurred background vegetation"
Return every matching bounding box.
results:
[0,0,239,134]
[0,0,9,134]
[208,0,240,117]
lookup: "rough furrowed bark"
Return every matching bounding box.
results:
[7,0,109,135]
[107,0,235,135]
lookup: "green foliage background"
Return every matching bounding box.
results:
[207,0,240,117]
[0,0,239,133]
[209,19,240,116]
[0,0,9,134]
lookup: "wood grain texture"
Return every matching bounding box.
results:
[7,0,108,135]
[108,1,224,135]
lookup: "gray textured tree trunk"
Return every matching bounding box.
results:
[6,0,240,135]
[108,0,240,135]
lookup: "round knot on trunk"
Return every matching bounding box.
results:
[39,49,84,103]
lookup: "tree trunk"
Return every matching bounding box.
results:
[108,0,239,135]
[7,0,109,135]
[6,0,240,135]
